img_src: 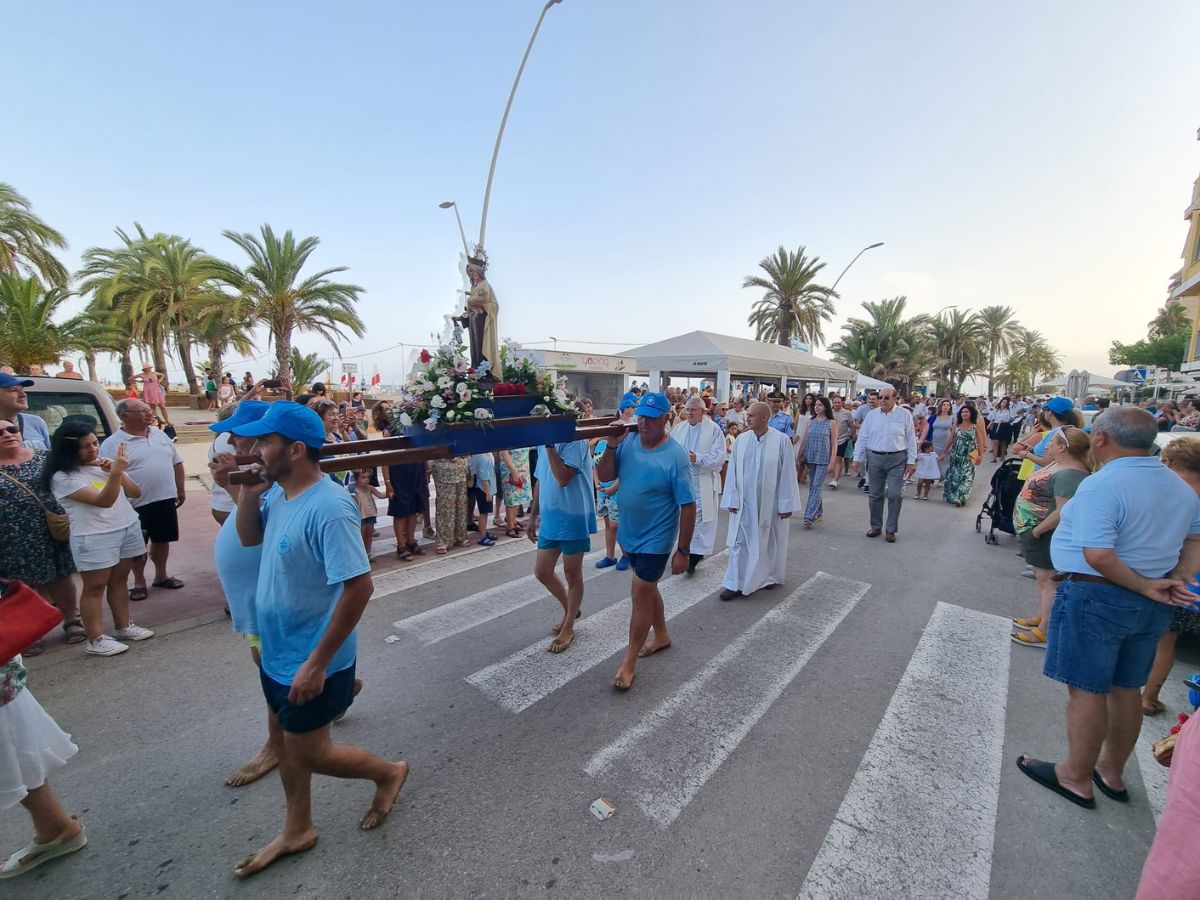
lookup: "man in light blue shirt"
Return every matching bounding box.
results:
[766,393,795,438]
[0,373,51,449]
[597,393,695,691]
[528,439,597,652]
[232,402,409,877]
[1019,408,1200,810]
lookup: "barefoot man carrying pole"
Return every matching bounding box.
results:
[596,392,695,690]
[230,402,409,878]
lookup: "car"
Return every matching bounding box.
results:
[22,375,121,442]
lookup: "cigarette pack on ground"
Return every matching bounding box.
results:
[590,798,616,820]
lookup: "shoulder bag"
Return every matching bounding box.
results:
[0,470,71,542]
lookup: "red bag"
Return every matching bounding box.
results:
[0,579,63,663]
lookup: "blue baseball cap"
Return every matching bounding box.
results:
[634,392,670,418]
[209,400,270,434]
[1045,396,1074,416]
[232,401,326,448]
[0,373,35,389]
[618,391,639,411]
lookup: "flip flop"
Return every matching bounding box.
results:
[129,587,148,601]
[152,577,185,589]
[1142,700,1166,716]
[548,631,575,653]
[62,618,87,645]
[1092,771,1130,803]
[1016,756,1096,808]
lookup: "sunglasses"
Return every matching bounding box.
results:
[1,425,20,435]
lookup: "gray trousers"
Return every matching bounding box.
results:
[866,450,907,533]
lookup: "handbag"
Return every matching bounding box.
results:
[0,579,64,664]
[969,448,981,465]
[0,470,70,541]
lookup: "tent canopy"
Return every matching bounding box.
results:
[1038,372,1126,389]
[624,331,859,386]
[857,374,891,390]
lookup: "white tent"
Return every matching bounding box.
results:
[857,373,891,391]
[1038,372,1126,389]
[624,330,860,401]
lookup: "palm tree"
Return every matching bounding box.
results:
[191,297,257,382]
[828,296,932,394]
[1148,302,1190,339]
[221,225,365,380]
[977,305,1022,399]
[0,275,99,372]
[284,349,331,389]
[744,246,836,347]
[0,183,69,288]
[928,309,984,396]
[1009,327,1063,390]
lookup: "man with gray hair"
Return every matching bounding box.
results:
[852,388,916,542]
[671,395,726,574]
[1017,408,1200,808]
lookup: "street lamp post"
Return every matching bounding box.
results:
[477,0,565,253]
[438,201,471,259]
[827,241,884,299]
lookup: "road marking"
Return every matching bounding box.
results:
[466,552,730,713]
[393,550,612,645]
[372,538,533,599]
[798,602,1012,900]
[584,571,870,828]
[1132,658,1192,824]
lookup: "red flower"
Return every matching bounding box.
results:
[419,349,432,364]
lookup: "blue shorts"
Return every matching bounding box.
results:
[597,492,620,522]
[259,661,357,734]
[1044,580,1173,694]
[361,516,377,527]
[627,551,671,583]
[537,536,591,556]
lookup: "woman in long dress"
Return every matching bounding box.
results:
[497,448,531,537]
[942,403,987,507]
[923,399,955,482]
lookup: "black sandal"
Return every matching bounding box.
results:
[62,618,87,645]
[406,542,424,556]
[505,528,521,538]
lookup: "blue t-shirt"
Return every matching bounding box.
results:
[214,511,262,635]
[469,453,496,494]
[534,440,597,541]
[254,478,372,684]
[1030,427,1061,472]
[18,413,50,451]
[613,436,695,554]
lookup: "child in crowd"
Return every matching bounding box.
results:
[469,452,497,547]
[914,440,940,500]
[351,469,387,555]
[124,382,139,399]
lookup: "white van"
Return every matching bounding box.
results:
[22,376,121,442]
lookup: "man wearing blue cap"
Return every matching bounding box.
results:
[0,372,51,450]
[596,392,696,691]
[229,402,408,878]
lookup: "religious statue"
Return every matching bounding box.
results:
[454,251,500,380]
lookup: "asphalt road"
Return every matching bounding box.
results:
[5,463,1196,899]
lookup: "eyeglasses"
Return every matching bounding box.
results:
[0,425,19,435]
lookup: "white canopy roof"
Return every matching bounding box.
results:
[857,374,892,390]
[1038,372,1126,389]
[624,330,859,383]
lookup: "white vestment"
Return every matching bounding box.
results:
[670,417,726,556]
[721,428,798,594]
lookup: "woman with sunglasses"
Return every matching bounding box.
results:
[42,421,154,656]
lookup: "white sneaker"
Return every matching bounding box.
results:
[828,480,838,489]
[113,624,154,642]
[1021,566,1035,579]
[85,635,128,656]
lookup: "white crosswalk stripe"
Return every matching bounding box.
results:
[372,537,532,600]
[466,552,729,713]
[584,571,870,828]
[798,602,1012,900]
[393,550,613,646]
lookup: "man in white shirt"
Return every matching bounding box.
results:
[671,396,727,574]
[100,399,186,599]
[725,397,748,429]
[852,388,916,542]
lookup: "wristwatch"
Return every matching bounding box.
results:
[676,546,688,556]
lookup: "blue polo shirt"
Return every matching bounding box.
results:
[534,440,597,541]
[214,512,262,635]
[254,478,371,684]
[1050,456,1200,577]
[613,435,694,554]
[768,412,795,438]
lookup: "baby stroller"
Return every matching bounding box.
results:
[976,458,1023,545]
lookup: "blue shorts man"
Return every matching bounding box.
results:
[230,402,409,878]
[528,439,598,652]
[596,392,696,690]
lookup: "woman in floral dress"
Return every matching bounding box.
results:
[497,447,531,537]
[431,456,470,553]
[942,403,987,507]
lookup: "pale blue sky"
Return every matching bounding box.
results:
[9,1,1200,386]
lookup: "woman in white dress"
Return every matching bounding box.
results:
[0,649,86,879]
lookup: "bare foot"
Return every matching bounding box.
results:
[550,609,582,634]
[234,831,318,879]
[548,628,575,653]
[225,746,279,787]
[613,662,636,690]
[361,761,410,830]
[637,637,671,658]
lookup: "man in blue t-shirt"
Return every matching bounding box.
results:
[231,402,409,878]
[528,439,597,652]
[596,392,695,691]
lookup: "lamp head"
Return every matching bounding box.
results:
[867,242,884,249]
[438,201,455,209]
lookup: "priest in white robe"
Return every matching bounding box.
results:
[670,396,727,575]
[720,401,798,599]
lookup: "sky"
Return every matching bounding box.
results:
[8,0,1200,389]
